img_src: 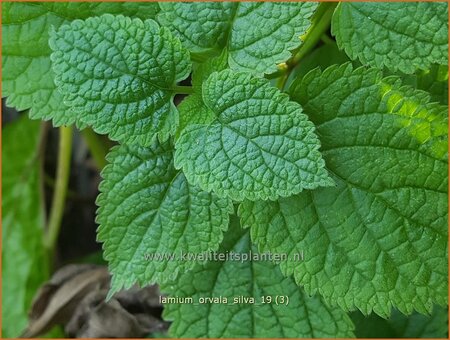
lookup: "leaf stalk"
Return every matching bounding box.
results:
[45,126,73,254]
[274,2,337,90]
[173,85,195,95]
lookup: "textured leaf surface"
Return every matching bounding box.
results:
[192,50,229,89]
[175,95,214,140]
[97,142,232,294]
[49,14,191,145]
[332,2,448,74]
[2,116,49,337]
[352,305,448,338]
[158,2,317,74]
[162,218,355,338]
[240,64,448,317]
[2,2,160,126]
[175,70,332,201]
[176,52,228,139]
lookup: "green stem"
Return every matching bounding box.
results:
[81,128,108,170]
[321,33,335,45]
[287,3,337,69]
[173,85,194,95]
[270,3,337,90]
[45,126,73,253]
[276,72,289,91]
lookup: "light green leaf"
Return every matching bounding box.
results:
[175,95,214,140]
[332,2,448,74]
[2,115,49,337]
[2,2,160,127]
[351,305,448,338]
[240,64,448,317]
[176,51,228,139]
[162,217,355,338]
[175,69,332,202]
[49,14,191,146]
[192,50,229,89]
[158,2,318,75]
[96,142,232,294]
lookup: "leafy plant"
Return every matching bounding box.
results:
[2,2,448,338]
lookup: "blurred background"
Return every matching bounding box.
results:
[2,102,169,338]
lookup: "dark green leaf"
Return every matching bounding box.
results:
[240,64,448,317]
[97,142,232,294]
[162,217,355,338]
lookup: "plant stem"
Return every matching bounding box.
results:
[276,72,289,91]
[45,126,73,254]
[287,3,337,69]
[81,128,108,170]
[173,85,194,95]
[321,33,335,45]
[271,2,337,88]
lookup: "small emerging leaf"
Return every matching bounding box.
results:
[176,52,229,139]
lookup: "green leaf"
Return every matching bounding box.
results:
[158,2,318,75]
[192,50,229,89]
[332,2,448,74]
[96,142,232,294]
[49,14,191,146]
[286,41,352,86]
[2,2,160,127]
[162,217,355,338]
[240,64,448,317]
[176,51,228,139]
[416,65,449,105]
[351,305,448,338]
[175,95,214,140]
[397,64,448,106]
[174,69,332,202]
[2,115,49,337]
